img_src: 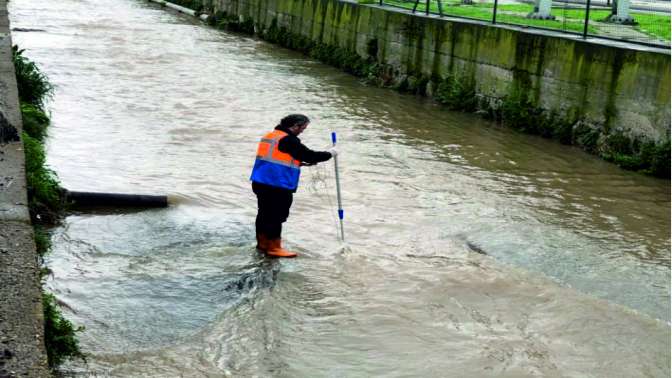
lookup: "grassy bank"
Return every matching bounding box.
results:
[13,45,85,370]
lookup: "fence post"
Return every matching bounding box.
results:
[426,0,430,15]
[492,0,499,24]
[583,0,591,38]
[379,0,383,6]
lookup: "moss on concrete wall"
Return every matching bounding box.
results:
[177,0,670,177]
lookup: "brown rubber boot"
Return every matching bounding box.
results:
[256,233,269,252]
[266,238,297,258]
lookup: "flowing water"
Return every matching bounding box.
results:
[9,0,671,376]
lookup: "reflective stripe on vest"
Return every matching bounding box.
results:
[256,130,301,168]
[250,130,301,190]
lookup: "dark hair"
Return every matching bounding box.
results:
[279,114,310,129]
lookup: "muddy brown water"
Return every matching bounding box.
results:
[9,0,670,376]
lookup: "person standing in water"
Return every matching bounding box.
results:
[250,114,336,258]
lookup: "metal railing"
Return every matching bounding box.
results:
[376,0,671,48]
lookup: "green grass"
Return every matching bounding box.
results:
[43,292,85,368]
[389,0,493,21]
[497,11,593,34]
[33,225,51,257]
[631,12,671,41]
[22,132,63,218]
[14,45,63,222]
[383,1,670,41]
[550,7,670,41]
[385,1,591,31]
[12,45,53,108]
[21,102,50,142]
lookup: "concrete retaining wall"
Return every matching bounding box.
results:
[0,0,50,375]
[208,0,669,145]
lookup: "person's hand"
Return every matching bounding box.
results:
[328,147,339,157]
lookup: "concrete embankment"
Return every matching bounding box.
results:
[160,0,670,174]
[0,0,50,375]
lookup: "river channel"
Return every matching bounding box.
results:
[9,0,671,376]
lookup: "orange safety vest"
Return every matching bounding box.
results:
[250,130,301,190]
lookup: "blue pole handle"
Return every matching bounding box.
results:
[331,131,345,241]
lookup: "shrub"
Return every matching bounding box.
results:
[435,75,477,111]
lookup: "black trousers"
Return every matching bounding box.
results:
[252,182,294,239]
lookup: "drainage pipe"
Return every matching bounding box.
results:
[148,0,197,17]
[65,190,168,208]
